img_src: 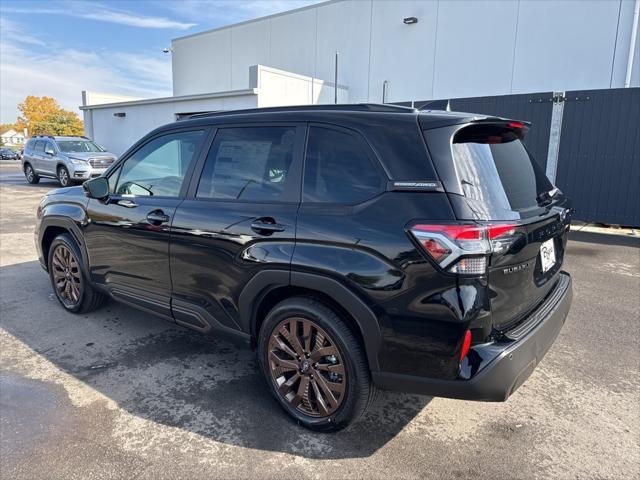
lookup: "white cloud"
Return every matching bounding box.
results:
[0,19,172,123]
[158,0,323,26]
[2,1,196,30]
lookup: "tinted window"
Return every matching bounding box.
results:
[25,140,36,151]
[452,124,553,219]
[107,165,121,193]
[44,142,55,154]
[34,141,45,153]
[303,126,384,203]
[115,130,204,197]
[57,141,105,153]
[197,127,296,201]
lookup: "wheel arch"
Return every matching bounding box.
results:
[240,270,382,371]
[39,216,89,275]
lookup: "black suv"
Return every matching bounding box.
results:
[35,104,573,431]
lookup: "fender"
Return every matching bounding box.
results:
[238,269,383,371]
[38,203,89,274]
[290,271,382,372]
[238,269,290,335]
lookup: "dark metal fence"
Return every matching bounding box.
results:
[396,87,640,226]
[555,88,639,226]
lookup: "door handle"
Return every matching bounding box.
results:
[147,210,170,225]
[117,199,138,208]
[251,219,285,234]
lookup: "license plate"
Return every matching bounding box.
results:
[540,238,556,272]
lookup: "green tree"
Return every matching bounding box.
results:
[16,96,83,136]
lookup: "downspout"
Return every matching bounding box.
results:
[625,0,640,87]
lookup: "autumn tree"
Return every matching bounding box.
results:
[0,123,17,135]
[16,96,84,136]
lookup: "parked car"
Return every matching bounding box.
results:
[34,104,573,431]
[0,148,19,160]
[22,135,117,186]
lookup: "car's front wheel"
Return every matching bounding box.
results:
[258,296,374,431]
[57,165,71,187]
[24,163,39,184]
[48,233,105,313]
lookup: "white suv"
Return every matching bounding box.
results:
[22,135,117,186]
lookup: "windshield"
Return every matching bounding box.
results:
[57,140,105,153]
[451,124,553,220]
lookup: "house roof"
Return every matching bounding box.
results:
[0,129,23,138]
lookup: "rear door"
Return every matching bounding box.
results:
[424,122,571,331]
[169,124,304,334]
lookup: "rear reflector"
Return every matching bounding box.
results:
[460,330,472,362]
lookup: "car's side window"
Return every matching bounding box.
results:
[115,130,205,197]
[196,126,297,202]
[107,165,121,193]
[34,141,45,153]
[303,126,385,204]
[44,142,55,155]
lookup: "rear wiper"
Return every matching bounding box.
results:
[536,187,558,206]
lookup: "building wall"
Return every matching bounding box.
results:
[172,0,640,103]
[83,94,258,155]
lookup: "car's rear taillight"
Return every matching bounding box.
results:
[409,223,518,275]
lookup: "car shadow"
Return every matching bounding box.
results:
[0,260,431,460]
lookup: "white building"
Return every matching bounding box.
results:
[82,0,640,155]
[0,129,25,146]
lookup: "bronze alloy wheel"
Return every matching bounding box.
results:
[51,244,82,306]
[268,317,347,417]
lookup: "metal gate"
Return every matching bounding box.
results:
[555,88,640,226]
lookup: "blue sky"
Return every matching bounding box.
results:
[0,0,321,122]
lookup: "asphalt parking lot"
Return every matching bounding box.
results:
[0,161,638,480]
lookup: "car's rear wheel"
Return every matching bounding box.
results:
[57,165,71,187]
[24,163,39,184]
[48,233,105,313]
[258,296,374,431]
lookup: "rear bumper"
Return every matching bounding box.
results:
[373,272,572,401]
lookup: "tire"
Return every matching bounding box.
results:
[57,165,71,187]
[24,163,40,184]
[48,233,106,314]
[258,296,374,432]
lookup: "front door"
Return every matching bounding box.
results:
[83,128,209,318]
[170,125,304,334]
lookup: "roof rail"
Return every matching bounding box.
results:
[33,134,55,139]
[187,103,416,120]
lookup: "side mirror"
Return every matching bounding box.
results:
[45,149,55,156]
[83,176,109,199]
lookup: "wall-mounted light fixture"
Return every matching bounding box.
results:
[113,112,126,118]
[403,17,418,25]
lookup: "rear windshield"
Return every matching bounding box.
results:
[57,141,105,153]
[452,124,553,219]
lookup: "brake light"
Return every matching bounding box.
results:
[507,121,525,129]
[410,223,518,275]
[460,330,472,362]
